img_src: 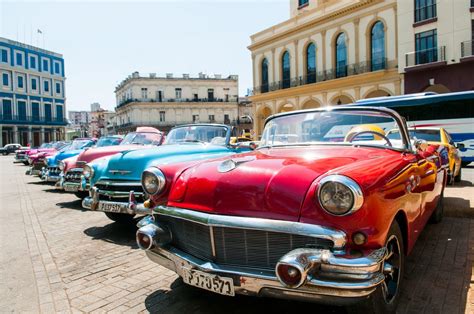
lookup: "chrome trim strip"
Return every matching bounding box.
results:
[96,180,142,187]
[154,205,347,249]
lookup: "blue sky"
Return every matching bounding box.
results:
[0,0,288,111]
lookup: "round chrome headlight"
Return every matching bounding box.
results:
[58,161,65,171]
[141,168,166,196]
[317,175,363,216]
[83,164,94,179]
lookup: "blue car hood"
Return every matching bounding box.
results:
[47,149,83,166]
[94,143,244,182]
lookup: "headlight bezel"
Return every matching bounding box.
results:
[58,160,66,171]
[83,164,94,179]
[317,175,363,216]
[141,168,166,196]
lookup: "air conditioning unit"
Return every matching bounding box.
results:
[132,72,139,78]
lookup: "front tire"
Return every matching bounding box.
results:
[454,167,462,183]
[104,212,135,224]
[349,221,404,314]
[429,191,444,224]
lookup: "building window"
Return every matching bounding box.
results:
[15,52,23,66]
[31,78,37,91]
[17,76,24,89]
[42,58,49,72]
[32,102,40,121]
[29,55,37,69]
[159,111,165,122]
[2,73,9,86]
[335,33,347,78]
[44,80,50,93]
[209,115,215,122]
[415,29,437,65]
[56,105,63,122]
[306,43,316,83]
[192,114,199,122]
[175,88,182,99]
[141,87,148,99]
[415,0,436,23]
[371,21,386,71]
[2,99,12,120]
[56,82,61,94]
[17,100,27,121]
[44,103,52,122]
[54,61,61,74]
[224,114,230,124]
[208,89,214,100]
[281,51,291,88]
[298,0,309,7]
[261,58,269,93]
[1,48,8,63]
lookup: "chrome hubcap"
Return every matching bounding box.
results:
[382,235,401,304]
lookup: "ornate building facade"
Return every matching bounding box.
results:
[248,0,401,136]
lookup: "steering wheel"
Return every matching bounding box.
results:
[347,130,393,147]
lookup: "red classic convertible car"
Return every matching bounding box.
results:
[136,106,447,313]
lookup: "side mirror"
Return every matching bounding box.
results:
[414,138,428,152]
[455,143,465,150]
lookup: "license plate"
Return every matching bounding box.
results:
[182,269,235,296]
[64,185,79,192]
[98,202,127,213]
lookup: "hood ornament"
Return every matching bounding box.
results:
[218,159,236,173]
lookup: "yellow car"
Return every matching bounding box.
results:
[388,127,462,184]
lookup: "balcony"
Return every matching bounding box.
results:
[252,59,390,95]
[0,114,68,126]
[116,97,239,108]
[461,40,474,59]
[116,119,238,129]
[405,46,446,69]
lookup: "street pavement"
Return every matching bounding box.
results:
[0,155,473,313]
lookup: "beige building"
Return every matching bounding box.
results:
[398,0,474,93]
[249,0,401,136]
[114,72,239,133]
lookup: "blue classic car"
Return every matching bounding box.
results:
[81,124,252,223]
[41,138,98,182]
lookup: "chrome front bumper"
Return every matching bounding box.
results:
[14,155,28,163]
[137,208,388,304]
[81,187,150,215]
[41,168,60,183]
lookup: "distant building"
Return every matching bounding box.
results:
[90,102,101,112]
[68,110,91,138]
[0,37,67,146]
[398,0,474,93]
[114,72,239,133]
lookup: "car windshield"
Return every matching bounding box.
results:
[387,129,441,142]
[96,137,122,147]
[53,142,67,149]
[260,109,407,150]
[39,143,51,148]
[70,140,94,150]
[121,132,163,145]
[165,125,229,145]
[59,144,72,152]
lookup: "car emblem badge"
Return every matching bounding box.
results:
[218,159,236,173]
[109,170,131,175]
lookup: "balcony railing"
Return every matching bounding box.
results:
[0,114,68,125]
[115,119,238,129]
[252,58,389,95]
[414,3,437,23]
[405,46,446,67]
[461,40,474,58]
[116,97,239,108]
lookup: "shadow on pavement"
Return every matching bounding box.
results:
[445,197,474,218]
[144,278,345,313]
[83,221,138,249]
[56,199,84,211]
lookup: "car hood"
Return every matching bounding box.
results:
[27,148,56,155]
[76,144,149,164]
[95,143,240,182]
[168,146,404,221]
[47,150,83,166]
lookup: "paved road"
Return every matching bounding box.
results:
[1,156,473,313]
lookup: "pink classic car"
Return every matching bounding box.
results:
[15,141,68,165]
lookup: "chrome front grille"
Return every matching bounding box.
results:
[32,161,45,171]
[94,180,144,200]
[47,167,61,176]
[156,215,334,270]
[64,169,83,183]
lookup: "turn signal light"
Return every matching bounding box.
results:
[352,232,367,246]
[143,199,152,209]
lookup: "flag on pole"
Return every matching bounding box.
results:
[37,29,42,34]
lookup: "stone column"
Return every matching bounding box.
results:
[52,128,57,141]
[40,127,45,144]
[28,126,33,146]
[13,126,18,144]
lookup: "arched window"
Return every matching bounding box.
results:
[371,21,385,71]
[335,33,347,78]
[281,51,291,89]
[261,58,269,93]
[306,43,316,84]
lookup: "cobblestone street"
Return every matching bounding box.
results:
[1,156,474,313]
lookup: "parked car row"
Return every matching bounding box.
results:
[12,105,457,313]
